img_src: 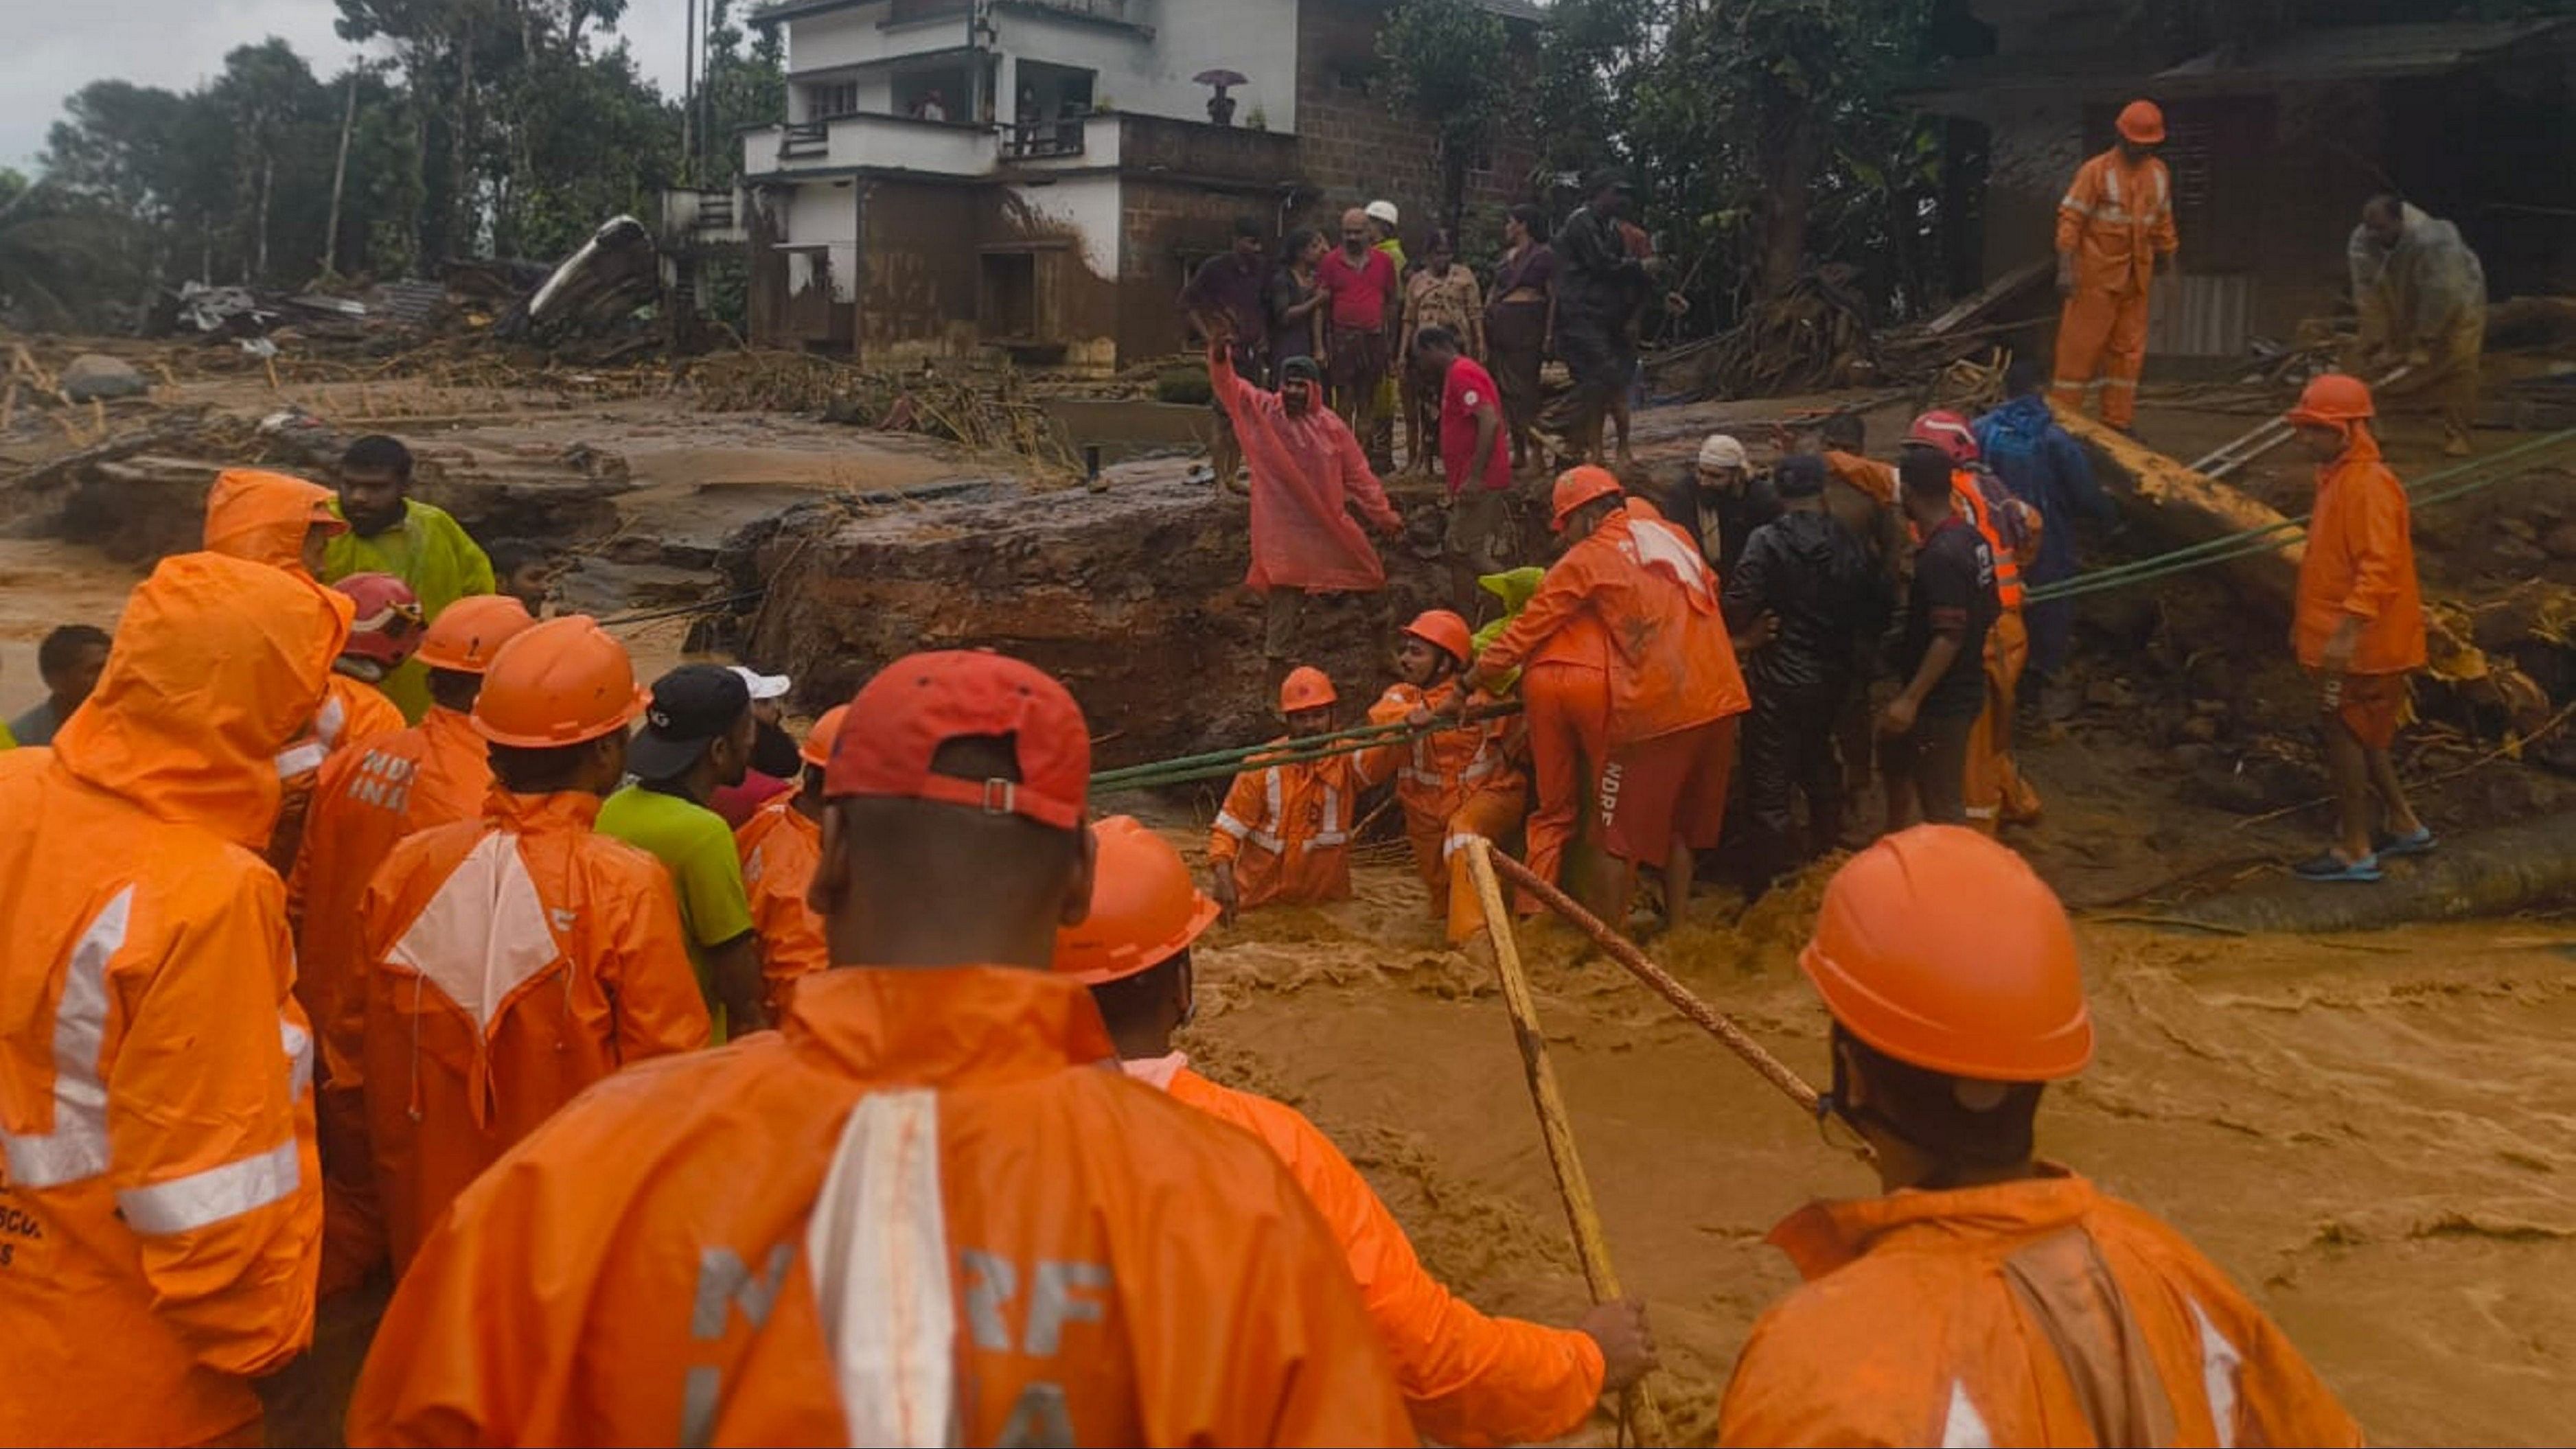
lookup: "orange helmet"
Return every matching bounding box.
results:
[470,615,649,748]
[2285,373,2376,430]
[1550,465,1624,532]
[1905,410,1980,465]
[2116,99,2166,146]
[1401,609,1473,666]
[1799,825,2093,1082]
[798,704,849,769]
[1279,665,1337,714]
[415,594,537,674]
[333,572,424,672]
[1053,815,1221,986]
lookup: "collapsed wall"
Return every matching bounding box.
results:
[732,470,1460,769]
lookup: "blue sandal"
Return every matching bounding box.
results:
[2374,826,2437,859]
[2295,851,2383,883]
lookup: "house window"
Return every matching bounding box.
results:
[807,80,860,119]
[981,251,1042,341]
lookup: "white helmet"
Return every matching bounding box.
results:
[1364,199,1400,228]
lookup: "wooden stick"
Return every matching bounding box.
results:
[1463,839,1674,1448]
[1487,847,1828,1120]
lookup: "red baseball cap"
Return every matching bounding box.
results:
[825,650,1090,829]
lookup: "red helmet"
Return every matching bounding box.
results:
[1906,410,1979,465]
[2286,373,2376,430]
[1279,666,1338,714]
[1800,826,2093,1082]
[1401,609,1474,667]
[2116,100,2166,146]
[1053,816,1221,985]
[333,572,424,674]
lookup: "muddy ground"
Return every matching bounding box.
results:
[3,358,2573,1443]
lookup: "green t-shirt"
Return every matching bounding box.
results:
[596,782,756,1040]
[323,499,497,725]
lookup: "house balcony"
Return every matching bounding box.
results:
[744,108,1298,187]
[744,111,1000,178]
[658,186,748,245]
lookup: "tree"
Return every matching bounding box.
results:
[1377,0,1511,240]
[699,0,785,187]
[0,172,131,329]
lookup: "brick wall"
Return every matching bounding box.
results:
[1291,0,1540,250]
[1116,176,1283,365]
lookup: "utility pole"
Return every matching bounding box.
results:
[322,67,359,279]
[683,0,698,182]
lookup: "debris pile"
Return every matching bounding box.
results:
[1650,259,2054,401]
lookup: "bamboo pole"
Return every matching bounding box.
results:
[1463,839,1673,1447]
[1486,848,1833,1124]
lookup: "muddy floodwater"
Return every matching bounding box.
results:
[1174,829,2576,1445]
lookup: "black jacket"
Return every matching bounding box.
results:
[1722,508,1887,695]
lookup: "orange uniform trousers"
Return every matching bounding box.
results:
[2052,283,2153,429]
[1404,784,1530,943]
[1963,609,2042,833]
[1519,661,1609,905]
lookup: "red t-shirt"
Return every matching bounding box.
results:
[1317,246,1396,331]
[1440,358,1511,496]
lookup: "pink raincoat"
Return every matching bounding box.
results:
[1212,350,1402,593]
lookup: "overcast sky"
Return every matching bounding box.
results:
[0,0,697,173]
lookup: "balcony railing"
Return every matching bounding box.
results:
[781,120,830,158]
[1001,115,1089,161]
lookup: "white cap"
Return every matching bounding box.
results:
[1697,434,1749,470]
[728,665,792,702]
[1364,199,1400,227]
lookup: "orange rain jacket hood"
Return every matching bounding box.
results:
[1475,502,1751,749]
[735,795,829,1018]
[1718,1170,2362,1447]
[203,467,339,575]
[357,788,712,1273]
[0,551,347,1445]
[1129,1055,1602,1446]
[347,966,1412,1447]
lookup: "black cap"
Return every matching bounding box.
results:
[1774,453,1827,498]
[1279,355,1322,382]
[627,664,751,781]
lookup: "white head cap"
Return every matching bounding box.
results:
[1697,434,1749,470]
[1364,199,1400,228]
[728,665,792,702]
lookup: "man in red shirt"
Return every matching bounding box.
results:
[1318,205,1399,452]
[1414,323,1515,616]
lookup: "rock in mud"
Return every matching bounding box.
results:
[735,472,1453,767]
[60,354,149,402]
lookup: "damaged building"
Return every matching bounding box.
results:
[661,0,1541,368]
[1914,3,2576,361]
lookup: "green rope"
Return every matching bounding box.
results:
[2025,427,2576,605]
[1094,704,1523,793]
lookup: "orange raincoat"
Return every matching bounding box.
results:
[1951,470,2045,832]
[0,552,346,1446]
[1368,679,1527,942]
[1209,741,1396,911]
[288,704,494,1295]
[345,967,1413,1447]
[734,794,829,1018]
[1130,1054,1601,1446]
[2052,150,2178,429]
[1718,1170,2360,1447]
[267,673,409,877]
[356,789,711,1273]
[2295,426,2426,676]
[1477,503,1750,750]
[203,467,336,575]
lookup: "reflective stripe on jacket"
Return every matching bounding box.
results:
[0,553,346,1444]
[2056,150,2178,297]
[345,967,1414,1446]
[1367,678,1526,826]
[1208,745,1394,909]
[358,788,711,1273]
[1717,1170,2362,1447]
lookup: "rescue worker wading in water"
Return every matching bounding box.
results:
[1060,815,1656,1446]
[347,649,1414,1447]
[1717,827,2364,1447]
